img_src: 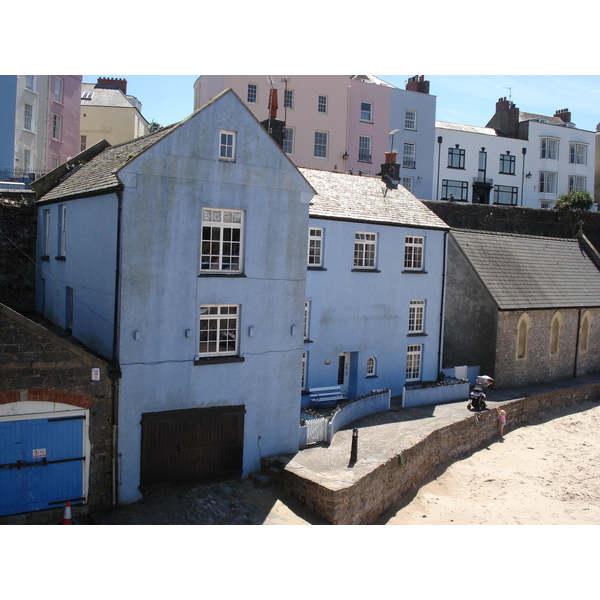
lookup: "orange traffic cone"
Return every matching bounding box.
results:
[61,500,72,525]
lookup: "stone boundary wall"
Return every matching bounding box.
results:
[280,383,600,525]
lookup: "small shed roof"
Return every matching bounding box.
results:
[451,229,600,310]
[300,168,448,231]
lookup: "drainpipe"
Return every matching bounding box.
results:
[520,147,526,206]
[110,188,124,507]
[436,136,443,200]
[438,230,448,373]
[573,308,582,378]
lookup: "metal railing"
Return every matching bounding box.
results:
[0,167,45,185]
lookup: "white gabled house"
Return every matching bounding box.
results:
[298,168,449,404]
[33,89,315,504]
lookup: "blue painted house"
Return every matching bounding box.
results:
[34,89,315,505]
[299,168,449,405]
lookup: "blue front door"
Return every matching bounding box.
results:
[0,416,85,517]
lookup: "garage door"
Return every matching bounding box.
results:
[140,406,245,492]
[0,415,85,517]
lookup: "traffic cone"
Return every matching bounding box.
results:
[61,500,72,525]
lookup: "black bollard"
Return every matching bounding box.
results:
[350,428,358,463]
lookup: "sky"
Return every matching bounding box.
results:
[83,74,600,133]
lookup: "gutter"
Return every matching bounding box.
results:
[438,230,448,373]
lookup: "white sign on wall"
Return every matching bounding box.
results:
[91,368,100,382]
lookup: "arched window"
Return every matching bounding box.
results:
[550,312,563,356]
[366,357,376,377]
[516,313,530,359]
[580,311,592,352]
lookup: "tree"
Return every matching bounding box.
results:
[554,190,595,237]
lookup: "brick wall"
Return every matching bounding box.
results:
[280,383,600,524]
[0,304,116,522]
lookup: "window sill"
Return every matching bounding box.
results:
[307,266,327,271]
[55,256,66,261]
[402,269,427,274]
[218,158,235,163]
[194,355,245,366]
[366,375,378,379]
[41,255,50,261]
[199,272,246,278]
[407,332,428,337]
[303,339,313,344]
[352,268,381,273]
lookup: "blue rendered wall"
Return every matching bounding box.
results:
[0,76,17,169]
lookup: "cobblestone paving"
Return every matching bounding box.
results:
[86,478,319,525]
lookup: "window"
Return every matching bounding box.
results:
[550,312,563,356]
[580,311,592,353]
[366,357,377,377]
[403,143,416,169]
[247,83,258,104]
[25,75,35,91]
[539,171,557,194]
[219,130,236,161]
[358,135,371,162]
[301,351,308,389]
[354,232,377,269]
[201,208,243,273]
[199,305,239,357]
[478,150,487,180]
[59,204,67,257]
[81,91,94,100]
[540,138,559,160]
[24,103,33,131]
[308,227,323,267]
[54,77,64,103]
[406,345,422,382]
[283,127,294,155]
[516,313,530,359]
[284,89,294,110]
[402,176,413,193]
[52,114,62,141]
[51,156,59,170]
[404,236,424,270]
[80,136,87,152]
[569,175,587,192]
[448,147,465,169]
[409,300,425,333]
[314,131,328,158]
[303,301,311,341]
[317,95,327,114]
[23,149,31,172]
[569,143,587,165]
[43,209,51,257]
[405,109,416,130]
[499,153,515,174]
[360,101,372,122]
[494,185,518,205]
[442,179,468,201]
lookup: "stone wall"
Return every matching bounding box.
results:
[0,194,37,312]
[280,383,600,524]
[0,304,116,523]
[423,200,600,251]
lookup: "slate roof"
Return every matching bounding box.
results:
[436,121,500,136]
[81,82,138,109]
[38,124,178,203]
[451,229,600,310]
[299,168,448,231]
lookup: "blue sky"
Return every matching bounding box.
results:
[83,74,600,133]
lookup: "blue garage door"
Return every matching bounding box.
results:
[0,415,85,517]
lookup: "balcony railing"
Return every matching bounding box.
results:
[0,167,45,191]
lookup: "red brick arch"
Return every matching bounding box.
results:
[0,389,95,409]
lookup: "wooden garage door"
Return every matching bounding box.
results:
[140,406,245,491]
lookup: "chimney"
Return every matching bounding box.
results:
[554,108,572,123]
[380,152,400,190]
[96,77,128,95]
[405,75,430,94]
[495,96,514,112]
[261,87,286,148]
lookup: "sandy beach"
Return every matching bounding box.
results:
[377,401,600,525]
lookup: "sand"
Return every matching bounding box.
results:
[378,401,600,525]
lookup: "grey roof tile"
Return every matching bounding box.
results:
[451,229,600,309]
[300,168,448,231]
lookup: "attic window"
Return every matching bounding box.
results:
[82,91,94,100]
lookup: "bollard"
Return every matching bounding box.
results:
[350,428,358,464]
